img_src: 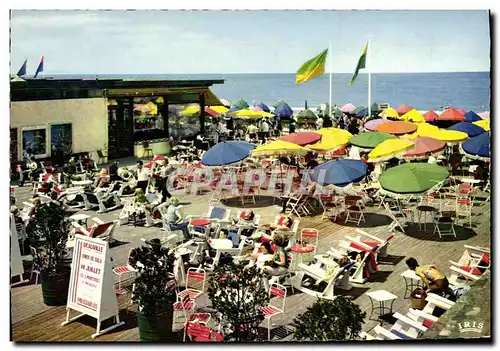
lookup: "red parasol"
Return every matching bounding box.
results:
[376,121,417,135]
[402,136,446,158]
[396,104,413,115]
[423,110,439,122]
[439,107,466,122]
[280,131,322,146]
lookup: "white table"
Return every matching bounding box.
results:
[209,239,233,250]
[401,269,423,299]
[366,290,398,323]
[69,213,90,224]
[460,178,482,185]
[72,180,93,187]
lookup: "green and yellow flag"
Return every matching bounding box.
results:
[347,41,368,86]
[295,49,328,84]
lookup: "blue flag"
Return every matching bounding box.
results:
[34,56,44,78]
[17,59,27,76]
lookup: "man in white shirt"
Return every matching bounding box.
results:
[261,118,270,141]
[427,152,438,164]
[348,146,361,160]
[316,116,324,130]
[135,160,150,193]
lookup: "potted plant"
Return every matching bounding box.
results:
[30,202,72,306]
[129,239,177,342]
[208,262,270,342]
[292,297,366,341]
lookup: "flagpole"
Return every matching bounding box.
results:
[329,41,332,118]
[367,36,372,118]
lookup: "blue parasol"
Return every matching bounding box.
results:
[274,103,294,118]
[226,105,243,114]
[201,141,255,166]
[461,132,490,159]
[448,122,486,138]
[310,159,368,187]
[257,102,271,113]
[355,108,369,118]
[464,111,482,122]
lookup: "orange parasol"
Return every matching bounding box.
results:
[376,121,417,135]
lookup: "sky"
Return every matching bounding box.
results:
[10,10,491,75]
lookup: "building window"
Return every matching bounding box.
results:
[10,128,18,163]
[168,103,201,140]
[133,97,166,141]
[22,128,47,156]
[51,123,73,155]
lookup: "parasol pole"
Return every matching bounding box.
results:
[367,36,372,119]
[329,41,333,119]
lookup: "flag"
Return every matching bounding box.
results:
[34,56,44,78]
[295,49,328,84]
[347,42,368,86]
[17,59,27,77]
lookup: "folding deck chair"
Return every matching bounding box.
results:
[82,191,122,213]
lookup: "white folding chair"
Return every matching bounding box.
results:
[261,283,287,341]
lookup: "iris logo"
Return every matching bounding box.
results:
[457,320,484,334]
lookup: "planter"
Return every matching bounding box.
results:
[41,270,71,306]
[137,307,175,342]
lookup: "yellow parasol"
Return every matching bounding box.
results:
[368,139,414,162]
[473,118,490,131]
[251,140,309,157]
[180,105,229,115]
[229,109,274,118]
[399,109,425,123]
[431,130,469,143]
[379,107,399,118]
[309,128,352,152]
[405,123,440,139]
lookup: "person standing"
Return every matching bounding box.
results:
[316,115,324,130]
[158,159,174,202]
[289,118,296,134]
[135,160,150,193]
[261,118,270,141]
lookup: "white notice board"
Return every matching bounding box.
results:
[63,234,123,338]
[10,214,26,284]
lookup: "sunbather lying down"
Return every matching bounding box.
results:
[251,215,294,242]
[314,257,350,285]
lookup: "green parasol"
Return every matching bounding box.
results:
[379,163,449,194]
[297,109,317,119]
[273,100,288,108]
[349,132,396,149]
[233,99,249,109]
[371,103,380,112]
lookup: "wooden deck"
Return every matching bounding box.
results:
[11,185,491,342]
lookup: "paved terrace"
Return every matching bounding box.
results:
[10,183,491,342]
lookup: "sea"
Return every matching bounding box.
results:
[51,72,490,112]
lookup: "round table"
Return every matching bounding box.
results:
[416,205,438,230]
[190,218,211,227]
[208,239,233,250]
[72,180,93,187]
[291,244,315,264]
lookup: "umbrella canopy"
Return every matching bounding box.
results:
[257,102,271,112]
[448,122,486,138]
[309,128,352,152]
[201,141,255,166]
[181,105,229,116]
[353,106,366,115]
[340,103,356,113]
[220,99,232,107]
[399,109,425,123]
[274,104,294,118]
[379,163,449,194]
[461,132,490,160]
[280,131,322,146]
[473,118,490,131]
[368,139,414,162]
[376,121,417,135]
[379,107,399,118]
[229,109,274,118]
[439,107,465,122]
[349,132,397,149]
[251,105,264,112]
[423,110,439,122]
[402,137,446,159]
[272,100,288,108]
[226,105,243,114]
[364,118,386,131]
[478,111,490,119]
[458,109,468,115]
[310,159,368,187]
[297,109,317,119]
[464,111,482,122]
[251,140,309,157]
[355,108,369,118]
[396,104,413,115]
[431,130,469,143]
[371,103,380,112]
[233,99,249,109]
[406,123,440,139]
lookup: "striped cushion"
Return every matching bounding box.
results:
[422,320,433,328]
[460,266,482,275]
[113,266,131,274]
[173,300,194,311]
[390,329,414,340]
[261,306,280,315]
[179,289,201,299]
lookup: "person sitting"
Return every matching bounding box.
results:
[109,161,122,182]
[39,167,58,193]
[165,197,190,241]
[95,168,110,189]
[406,257,455,301]
[11,206,24,226]
[226,211,257,243]
[253,215,294,242]
[262,233,290,290]
[243,241,274,266]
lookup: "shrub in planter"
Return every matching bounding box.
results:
[30,202,72,306]
[129,239,177,342]
[292,297,366,341]
[208,262,270,342]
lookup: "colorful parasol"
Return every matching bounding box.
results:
[406,123,440,139]
[349,132,397,149]
[478,111,490,119]
[399,109,425,123]
[201,141,255,166]
[461,132,490,161]
[438,107,465,122]
[401,136,446,159]
[464,111,482,122]
[364,118,387,131]
[473,118,490,131]
[229,109,274,118]
[380,163,449,194]
[376,121,417,135]
[220,99,232,107]
[233,99,250,109]
[448,122,486,138]
[280,131,322,146]
[396,104,413,115]
[251,140,309,157]
[340,103,357,113]
[431,130,469,143]
[379,107,399,119]
[308,128,352,152]
[368,139,414,162]
[310,159,367,187]
[423,110,439,122]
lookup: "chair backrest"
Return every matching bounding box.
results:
[91,222,114,238]
[85,192,100,205]
[209,207,227,220]
[186,322,213,341]
[269,283,287,312]
[301,228,318,246]
[186,268,206,292]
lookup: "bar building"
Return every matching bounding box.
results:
[10,77,224,165]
